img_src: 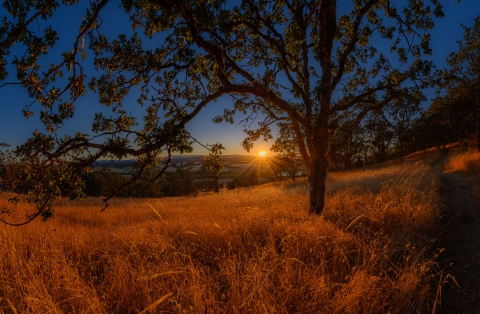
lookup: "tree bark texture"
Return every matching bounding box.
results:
[308,128,329,215]
[477,97,480,150]
[308,153,328,215]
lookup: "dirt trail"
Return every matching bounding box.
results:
[434,151,480,313]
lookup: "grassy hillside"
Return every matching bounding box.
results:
[444,150,480,204]
[0,159,446,313]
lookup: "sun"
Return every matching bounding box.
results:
[259,151,267,157]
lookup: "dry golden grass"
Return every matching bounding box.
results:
[369,142,460,171]
[0,162,444,313]
[444,150,480,175]
[444,149,480,205]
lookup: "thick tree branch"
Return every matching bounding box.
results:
[331,84,395,112]
[332,0,377,90]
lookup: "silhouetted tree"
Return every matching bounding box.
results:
[271,123,305,182]
[387,100,419,162]
[329,113,369,170]
[365,113,394,164]
[0,0,445,222]
[161,169,198,197]
[444,16,480,150]
[200,143,225,193]
[411,83,476,151]
[82,170,128,197]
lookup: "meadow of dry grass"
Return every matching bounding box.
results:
[0,160,445,313]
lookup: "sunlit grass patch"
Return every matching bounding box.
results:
[444,150,480,175]
[0,162,444,313]
[444,149,480,206]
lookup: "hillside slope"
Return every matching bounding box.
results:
[436,150,480,313]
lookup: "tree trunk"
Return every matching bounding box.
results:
[400,138,404,163]
[308,153,328,215]
[477,77,480,151]
[364,147,368,167]
[308,134,329,215]
[477,101,480,151]
[214,177,219,193]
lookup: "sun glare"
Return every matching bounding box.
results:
[259,151,267,157]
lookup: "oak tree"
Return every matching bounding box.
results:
[387,99,419,162]
[413,83,476,150]
[271,122,305,182]
[200,143,225,193]
[444,16,480,150]
[364,112,394,164]
[0,0,444,223]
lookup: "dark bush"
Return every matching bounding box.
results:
[82,170,129,197]
[160,168,198,197]
[127,178,164,198]
[82,168,200,198]
[197,180,218,192]
[226,172,258,190]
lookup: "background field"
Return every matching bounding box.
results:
[0,154,453,314]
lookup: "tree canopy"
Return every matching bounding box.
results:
[0,0,447,223]
[442,16,480,150]
[271,122,306,181]
[200,143,225,193]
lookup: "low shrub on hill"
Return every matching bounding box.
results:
[82,170,129,197]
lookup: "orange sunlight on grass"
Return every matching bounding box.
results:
[0,158,445,313]
[444,149,480,205]
[444,150,480,175]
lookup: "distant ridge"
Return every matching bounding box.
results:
[92,154,256,167]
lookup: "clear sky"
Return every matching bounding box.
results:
[1,0,479,156]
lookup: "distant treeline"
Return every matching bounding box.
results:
[328,87,478,172]
[82,165,305,198]
[81,168,246,198]
[82,169,198,198]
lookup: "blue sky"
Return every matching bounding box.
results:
[1,0,479,156]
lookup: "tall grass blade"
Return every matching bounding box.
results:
[138,292,173,314]
[0,298,18,314]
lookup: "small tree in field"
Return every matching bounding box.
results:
[329,112,368,170]
[364,113,395,164]
[200,143,225,193]
[388,100,419,162]
[271,122,305,182]
[0,0,446,223]
[161,168,198,197]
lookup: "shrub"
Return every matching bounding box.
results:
[160,168,198,197]
[82,170,129,197]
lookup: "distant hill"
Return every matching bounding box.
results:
[92,154,256,168]
[93,160,137,167]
